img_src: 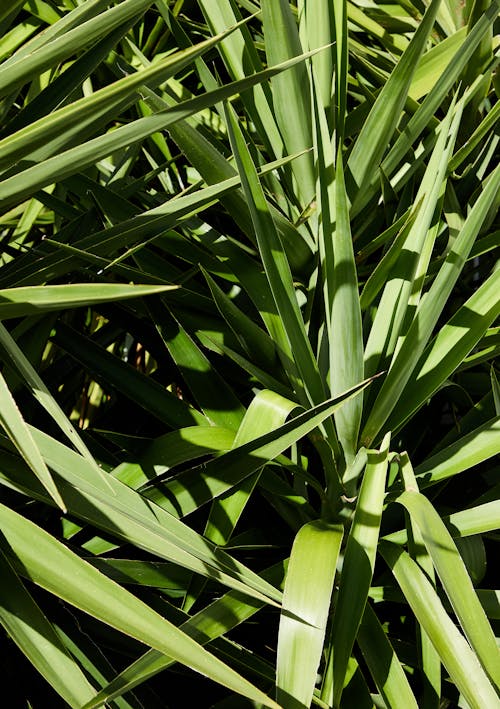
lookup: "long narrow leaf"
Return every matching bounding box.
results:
[357,602,419,709]
[414,417,500,488]
[0,544,96,707]
[0,425,283,606]
[380,541,499,709]
[0,369,65,510]
[400,454,441,709]
[322,432,391,706]
[0,283,175,319]
[261,0,315,204]
[330,150,364,463]
[81,562,287,709]
[225,100,325,403]
[0,321,111,486]
[394,490,500,687]
[277,521,343,709]
[0,503,280,709]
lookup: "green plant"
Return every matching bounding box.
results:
[0,0,499,707]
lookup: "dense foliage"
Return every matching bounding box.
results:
[0,0,499,707]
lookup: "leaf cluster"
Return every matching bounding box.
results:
[0,0,498,707]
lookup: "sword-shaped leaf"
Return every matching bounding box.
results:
[323,432,390,706]
[0,503,280,709]
[394,490,500,688]
[0,545,96,707]
[0,283,175,319]
[277,520,343,709]
[0,369,65,510]
[380,541,499,709]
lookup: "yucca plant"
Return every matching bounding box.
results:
[0,0,499,707]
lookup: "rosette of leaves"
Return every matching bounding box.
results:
[0,0,498,707]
